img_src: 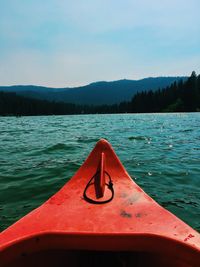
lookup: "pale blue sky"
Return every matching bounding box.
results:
[0,0,200,87]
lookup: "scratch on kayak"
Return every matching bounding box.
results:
[128,193,141,203]
[135,212,147,218]
[120,210,132,218]
[121,192,141,206]
[184,234,194,242]
[120,192,128,198]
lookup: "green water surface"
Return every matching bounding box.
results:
[0,113,200,232]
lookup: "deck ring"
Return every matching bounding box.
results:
[83,171,114,204]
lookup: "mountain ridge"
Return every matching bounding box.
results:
[0,76,187,105]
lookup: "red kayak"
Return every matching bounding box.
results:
[0,139,200,267]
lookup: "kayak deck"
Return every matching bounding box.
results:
[0,139,200,266]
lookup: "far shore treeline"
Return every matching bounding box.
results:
[0,72,200,116]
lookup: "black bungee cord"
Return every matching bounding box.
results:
[83,171,114,204]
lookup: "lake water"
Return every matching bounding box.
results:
[0,113,200,232]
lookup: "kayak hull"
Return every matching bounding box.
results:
[0,139,200,266]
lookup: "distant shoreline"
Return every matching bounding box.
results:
[0,72,199,116]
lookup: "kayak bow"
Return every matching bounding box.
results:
[0,139,200,267]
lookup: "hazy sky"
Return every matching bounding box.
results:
[0,0,200,87]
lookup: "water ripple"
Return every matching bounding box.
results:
[0,113,200,232]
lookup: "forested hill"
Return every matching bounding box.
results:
[129,71,200,113]
[0,77,186,105]
[0,72,199,116]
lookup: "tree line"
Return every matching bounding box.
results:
[130,71,200,113]
[0,71,200,116]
